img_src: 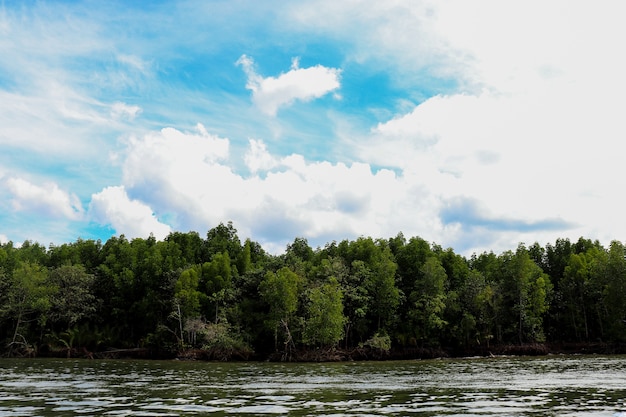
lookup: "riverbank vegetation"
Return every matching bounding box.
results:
[1,222,626,360]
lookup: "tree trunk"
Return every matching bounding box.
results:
[10,299,26,356]
[518,292,523,345]
[176,302,183,347]
[280,319,295,361]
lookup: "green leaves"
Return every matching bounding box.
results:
[48,264,96,329]
[259,267,302,350]
[408,257,448,346]
[175,267,201,319]
[5,226,626,358]
[303,278,345,347]
[259,267,301,324]
[3,262,54,352]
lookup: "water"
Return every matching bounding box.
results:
[1,355,625,416]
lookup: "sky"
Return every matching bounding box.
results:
[1,0,625,256]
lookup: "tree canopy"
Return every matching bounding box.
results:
[1,223,625,359]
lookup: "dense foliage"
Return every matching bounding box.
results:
[1,222,625,359]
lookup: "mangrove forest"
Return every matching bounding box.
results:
[1,222,626,360]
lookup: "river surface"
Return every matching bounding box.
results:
[1,355,625,416]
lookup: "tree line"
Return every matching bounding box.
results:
[1,222,625,359]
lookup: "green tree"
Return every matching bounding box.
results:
[0,242,19,274]
[48,264,97,330]
[499,246,552,343]
[48,239,102,272]
[95,235,139,344]
[204,222,242,264]
[345,238,400,332]
[237,239,252,276]
[16,241,48,266]
[434,246,469,292]
[284,237,315,277]
[394,236,433,297]
[259,267,301,351]
[598,241,626,341]
[201,252,233,322]
[3,262,54,354]
[561,248,606,341]
[544,238,573,283]
[408,257,448,346]
[342,260,372,345]
[175,267,202,319]
[174,267,203,345]
[165,231,203,266]
[303,278,345,347]
[0,266,10,341]
[456,269,498,348]
[528,242,546,271]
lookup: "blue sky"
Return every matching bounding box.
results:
[2,0,625,255]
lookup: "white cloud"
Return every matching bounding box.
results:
[111,125,459,253]
[284,1,461,86]
[244,139,278,173]
[352,81,626,254]
[107,116,572,255]
[237,55,341,116]
[3,177,84,220]
[89,185,171,240]
[281,0,626,254]
[4,0,626,257]
[430,0,626,96]
[111,102,142,120]
[118,124,240,232]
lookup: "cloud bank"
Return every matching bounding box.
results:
[2,1,626,256]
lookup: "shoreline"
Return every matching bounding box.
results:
[8,341,626,362]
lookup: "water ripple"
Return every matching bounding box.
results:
[1,356,626,416]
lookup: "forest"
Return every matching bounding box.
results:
[1,221,626,360]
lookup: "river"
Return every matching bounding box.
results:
[1,355,625,416]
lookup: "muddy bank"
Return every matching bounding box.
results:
[259,342,626,362]
[12,341,626,362]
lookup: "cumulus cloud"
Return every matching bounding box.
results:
[121,124,232,224]
[237,55,341,116]
[5,0,626,257]
[108,125,459,252]
[351,91,568,251]
[89,186,171,240]
[350,74,626,254]
[3,177,84,220]
[244,139,278,173]
[363,92,520,178]
[124,123,229,176]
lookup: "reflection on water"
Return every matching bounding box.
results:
[1,355,626,416]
